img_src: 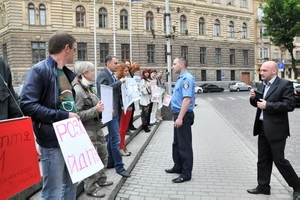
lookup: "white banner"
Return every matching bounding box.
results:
[101,84,113,124]
[121,78,141,112]
[53,118,104,183]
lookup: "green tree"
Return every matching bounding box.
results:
[262,0,300,79]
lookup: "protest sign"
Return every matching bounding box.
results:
[162,93,172,106]
[53,118,103,183]
[100,84,113,124]
[121,78,140,112]
[0,117,41,199]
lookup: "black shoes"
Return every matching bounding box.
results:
[117,169,131,178]
[130,126,137,131]
[247,187,270,195]
[143,126,151,132]
[106,165,114,169]
[165,168,181,174]
[172,176,190,183]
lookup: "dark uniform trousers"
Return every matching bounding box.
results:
[172,111,194,180]
[257,121,300,190]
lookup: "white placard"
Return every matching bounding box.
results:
[121,78,141,112]
[53,118,104,183]
[101,84,113,124]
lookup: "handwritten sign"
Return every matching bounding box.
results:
[121,78,141,112]
[0,117,41,199]
[53,118,103,183]
[162,93,172,106]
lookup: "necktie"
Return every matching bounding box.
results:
[111,72,116,82]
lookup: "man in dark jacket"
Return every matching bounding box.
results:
[0,58,22,120]
[20,31,79,199]
[248,61,300,200]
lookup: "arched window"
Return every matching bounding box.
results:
[28,3,35,25]
[180,15,187,33]
[228,21,234,37]
[214,19,220,36]
[120,9,128,29]
[199,17,205,35]
[99,7,107,28]
[242,23,247,38]
[39,4,46,25]
[76,6,86,27]
[146,11,154,31]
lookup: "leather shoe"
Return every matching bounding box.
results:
[247,187,270,195]
[293,191,300,200]
[117,169,131,178]
[106,165,114,169]
[165,168,181,174]
[172,176,190,183]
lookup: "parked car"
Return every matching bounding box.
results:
[172,84,203,94]
[195,86,203,94]
[202,84,224,93]
[229,82,252,92]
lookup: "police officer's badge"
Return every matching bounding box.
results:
[183,82,189,90]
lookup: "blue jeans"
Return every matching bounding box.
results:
[40,147,77,200]
[106,115,124,172]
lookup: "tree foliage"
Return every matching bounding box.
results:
[262,0,300,78]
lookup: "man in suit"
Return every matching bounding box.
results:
[248,61,300,199]
[96,55,131,178]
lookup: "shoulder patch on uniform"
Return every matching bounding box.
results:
[183,82,189,89]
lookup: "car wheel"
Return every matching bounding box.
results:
[248,87,251,91]
[237,88,240,92]
[197,89,202,94]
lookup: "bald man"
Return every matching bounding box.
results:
[247,61,300,199]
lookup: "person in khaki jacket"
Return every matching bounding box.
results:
[73,61,113,198]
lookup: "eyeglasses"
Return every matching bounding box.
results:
[61,101,76,112]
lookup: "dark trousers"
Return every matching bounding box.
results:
[172,111,194,180]
[257,122,299,190]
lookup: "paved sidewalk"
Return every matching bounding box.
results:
[116,98,293,199]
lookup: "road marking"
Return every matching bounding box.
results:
[238,96,248,99]
[207,97,213,101]
[217,97,225,101]
[228,97,236,100]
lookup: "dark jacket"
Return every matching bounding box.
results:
[96,68,122,117]
[0,58,22,120]
[20,56,76,148]
[250,77,295,140]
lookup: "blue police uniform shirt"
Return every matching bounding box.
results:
[171,70,195,113]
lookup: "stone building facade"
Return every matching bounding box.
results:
[0,0,255,86]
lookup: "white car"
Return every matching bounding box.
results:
[229,82,252,92]
[195,86,203,94]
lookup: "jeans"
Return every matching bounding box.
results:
[40,147,77,200]
[106,115,124,172]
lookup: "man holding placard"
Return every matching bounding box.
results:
[20,31,80,199]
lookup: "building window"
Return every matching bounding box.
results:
[164,45,172,63]
[241,0,247,7]
[258,7,264,21]
[200,47,206,64]
[227,0,234,5]
[243,50,248,65]
[230,70,235,81]
[77,43,87,61]
[147,45,155,63]
[296,51,300,60]
[259,26,267,38]
[215,48,221,64]
[180,15,187,34]
[259,47,269,59]
[230,49,235,65]
[201,70,206,81]
[32,42,46,64]
[121,44,130,62]
[273,49,278,60]
[28,3,35,25]
[214,19,220,36]
[242,23,247,38]
[199,17,205,35]
[2,44,7,61]
[216,70,221,81]
[228,21,234,38]
[99,8,107,28]
[120,9,128,29]
[146,11,154,31]
[212,0,220,3]
[181,46,188,61]
[39,4,46,25]
[99,43,109,63]
[76,6,86,27]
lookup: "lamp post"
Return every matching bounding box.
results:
[165,0,172,95]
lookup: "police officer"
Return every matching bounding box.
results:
[165,56,195,183]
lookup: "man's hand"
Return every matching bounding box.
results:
[257,99,267,110]
[69,112,80,120]
[174,118,183,128]
[249,89,256,99]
